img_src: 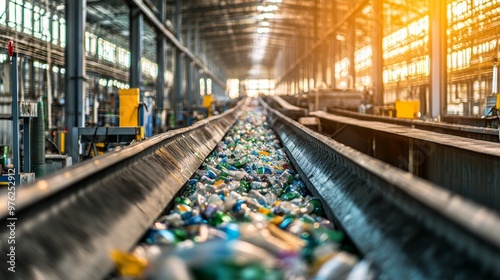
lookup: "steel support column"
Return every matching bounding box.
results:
[130,6,143,89]
[429,0,448,120]
[372,0,384,106]
[130,5,143,127]
[156,0,166,132]
[321,0,328,87]
[297,35,301,94]
[193,69,200,105]
[313,0,319,85]
[23,117,31,173]
[29,59,35,99]
[348,11,356,89]
[203,74,208,97]
[194,19,201,105]
[11,53,20,183]
[174,0,183,117]
[186,18,193,106]
[331,1,338,88]
[65,0,86,163]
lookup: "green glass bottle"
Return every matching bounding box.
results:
[209,211,234,226]
[240,180,251,192]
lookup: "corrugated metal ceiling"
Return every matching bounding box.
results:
[45,0,428,79]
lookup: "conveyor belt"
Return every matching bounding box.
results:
[266,96,307,121]
[1,98,500,279]
[0,99,246,280]
[310,110,500,211]
[268,95,500,142]
[261,99,500,279]
[132,103,365,279]
[312,111,500,156]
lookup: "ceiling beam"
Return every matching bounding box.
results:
[184,1,261,14]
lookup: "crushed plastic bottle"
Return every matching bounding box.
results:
[112,104,376,279]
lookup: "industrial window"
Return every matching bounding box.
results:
[85,32,98,55]
[200,78,205,96]
[60,18,66,47]
[52,15,59,45]
[117,47,130,68]
[8,0,17,29]
[14,0,22,31]
[0,0,5,24]
[41,9,50,41]
[227,79,239,99]
[98,38,117,63]
[245,79,275,96]
[141,58,158,78]
[451,52,457,69]
[23,2,32,34]
[474,0,487,9]
[309,78,314,91]
[449,84,457,103]
[383,70,389,84]
[33,6,41,38]
[207,78,212,95]
[97,38,104,58]
[449,1,470,21]
[458,83,468,101]
[105,41,116,62]
[473,80,480,103]
[354,45,372,72]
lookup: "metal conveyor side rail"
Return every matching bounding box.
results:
[327,107,500,142]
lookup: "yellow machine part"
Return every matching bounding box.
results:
[203,95,213,116]
[497,93,500,108]
[202,94,213,107]
[119,88,140,127]
[94,143,107,156]
[136,127,144,140]
[395,100,420,119]
[60,131,65,154]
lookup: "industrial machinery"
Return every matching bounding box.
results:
[75,88,145,161]
[485,94,500,128]
[300,88,421,119]
[394,100,421,119]
[299,88,364,112]
[0,145,8,172]
[203,94,215,116]
[0,41,37,185]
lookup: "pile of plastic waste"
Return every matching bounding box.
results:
[112,105,375,280]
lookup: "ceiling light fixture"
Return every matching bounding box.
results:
[258,13,275,20]
[362,6,372,15]
[257,5,278,12]
[257,27,270,34]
